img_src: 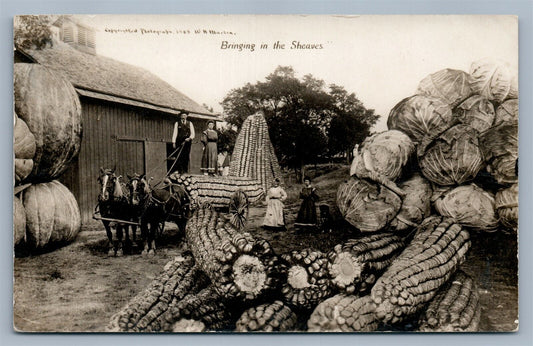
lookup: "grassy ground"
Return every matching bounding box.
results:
[13,166,518,332]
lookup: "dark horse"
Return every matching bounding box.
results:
[138,177,190,256]
[97,168,132,256]
[125,173,150,245]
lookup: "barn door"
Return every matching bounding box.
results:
[116,141,144,177]
[144,141,168,183]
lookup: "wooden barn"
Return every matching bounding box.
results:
[16,21,218,224]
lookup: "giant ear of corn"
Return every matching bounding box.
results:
[107,253,210,332]
[327,233,406,295]
[165,286,239,331]
[418,270,481,332]
[279,249,334,311]
[307,295,380,332]
[370,216,471,325]
[228,113,282,191]
[235,301,298,332]
[168,173,264,209]
[185,207,282,302]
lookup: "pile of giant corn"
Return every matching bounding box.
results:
[229,113,283,191]
[107,253,210,332]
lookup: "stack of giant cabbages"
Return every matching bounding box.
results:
[324,59,518,332]
[339,58,518,235]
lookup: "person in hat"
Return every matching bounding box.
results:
[171,112,195,174]
[201,120,218,175]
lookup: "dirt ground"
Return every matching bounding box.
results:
[13,167,518,333]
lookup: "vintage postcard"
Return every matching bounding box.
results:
[13,15,518,332]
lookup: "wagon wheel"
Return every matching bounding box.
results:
[229,189,249,230]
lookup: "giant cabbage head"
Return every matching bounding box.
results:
[336,177,402,233]
[417,68,473,107]
[434,184,498,231]
[390,174,433,231]
[454,95,495,133]
[469,59,518,103]
[419,124,484,186]
[494,99,518,127]
[495,183,518,231]
[387,95,454,145]
[480,123,518,185]
[350,130,415,182]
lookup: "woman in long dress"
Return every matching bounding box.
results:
[263,178,287,231]
[201,121,218,175]
[295,176,319,230]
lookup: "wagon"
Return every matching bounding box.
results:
[167,173,265,229]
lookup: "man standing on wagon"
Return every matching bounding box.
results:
[171,111,195,174]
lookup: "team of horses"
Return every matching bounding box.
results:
[97,168,190,256]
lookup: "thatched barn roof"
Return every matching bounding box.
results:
[19,43,217,120]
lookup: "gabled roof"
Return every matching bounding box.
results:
[20,43,216,119]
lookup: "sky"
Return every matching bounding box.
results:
[76,15,517,132]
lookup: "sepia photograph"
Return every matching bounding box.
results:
[12,14,518,333]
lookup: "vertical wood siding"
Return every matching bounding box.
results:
[61,97,208,224]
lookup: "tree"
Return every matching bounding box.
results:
[327,84,379,162]
[14,15,55,50]
[217,126,238,154]
[221,66,378,181]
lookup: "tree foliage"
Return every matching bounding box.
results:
[217,126,238,154]
[221,66,379,172]
[14,15,55,50]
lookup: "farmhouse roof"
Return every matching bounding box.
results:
[19,43,217,120]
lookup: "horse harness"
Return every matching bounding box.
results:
[146,184,190,220]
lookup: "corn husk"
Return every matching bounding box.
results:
[434,184,498,231]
